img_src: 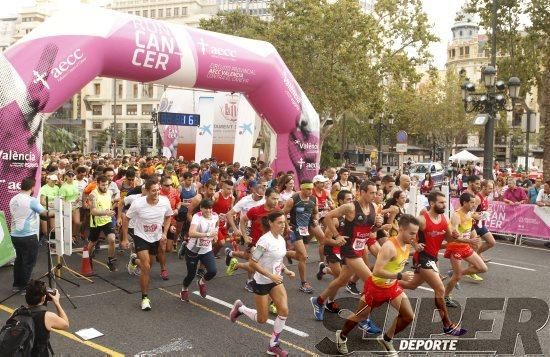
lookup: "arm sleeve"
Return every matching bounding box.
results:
[30,197,46,214]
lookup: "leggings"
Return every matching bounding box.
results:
[183,248,217,287]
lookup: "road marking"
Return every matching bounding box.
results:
[0,304,124,357]
[68,289,120,299]
[191,291,309,337]
[417,286,434,292]
[496,241,550,253]
[488,261,536,271]
[159,288,318,357]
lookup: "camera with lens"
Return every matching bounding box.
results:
[45,287,56,301]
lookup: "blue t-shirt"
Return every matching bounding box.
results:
[528,186,540,204]
[9,193,46,237]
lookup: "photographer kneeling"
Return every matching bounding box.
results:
[25,280,70,355]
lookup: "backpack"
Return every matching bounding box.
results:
[0,306,36,357]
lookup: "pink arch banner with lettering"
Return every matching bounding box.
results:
[0,5,319,222]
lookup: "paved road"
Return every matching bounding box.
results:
[1,237,549,356]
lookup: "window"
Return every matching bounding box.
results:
[465,46,470,56]
[166,8,171,17]
[128,11,132,15]
[469,30,472,36]
[94,83,100,95]
[459,30,463,36]
[142,104,153,115]
[451,49,455,58]
[92,105,102,115]
[182,7,187,16]
[142,83,154,98]
[118,83,123,98]
[92,122,102,130]
[135,10,140,16]
[459,47,463,56]
[158,9,163,17]
[174,7,179,17]
[143,10,148,17]
[126,104,137,115]
[133,84,138,98]
[150,9,156,18]
[111,105,122,115]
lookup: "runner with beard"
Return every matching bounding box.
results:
[398,191,467,336]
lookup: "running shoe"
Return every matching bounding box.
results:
[226,258,238,276]
[225,248,233,266]
[107,258,117,272]
[316,262,326,280]
[346,282,360,296]
[445,270,461,290]
[127,253,138,275]
[230,299,243,322]
[359,318,382,335]
[444,324,467,336]
[465,273,484,282]
[335,330,348,355]
[141,297,151,311]
[245,280,255,293]
[198,279,207,298]
[445,296,459,308]
[376,336,398,356]
[325,301,341,314]
[299,281,314,294]
[160,269,169,281]
[268,302,278,315]
[266,344,288,357]
[310,297,324,321]
[180,289,189,302]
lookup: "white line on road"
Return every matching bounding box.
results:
[192,291,309,338]
[417,286,434,292]
[488,261,536,271]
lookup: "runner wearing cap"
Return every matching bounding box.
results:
[283,179,319,294]
[180,198,219,302]
[125,177,172,310]
[230,210,295,357]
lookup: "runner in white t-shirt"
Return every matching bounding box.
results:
[230,210,295,356]
[125,177,172,311]
[180,198,219,302]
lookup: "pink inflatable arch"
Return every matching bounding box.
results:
[0,5,319,221]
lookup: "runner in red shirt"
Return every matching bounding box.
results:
[399,191,467,336]
[212,180,235,257]
[312,175,335,275]
[158,175,181,280]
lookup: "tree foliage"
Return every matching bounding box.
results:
[43,124,85,153]
[462,0,550,176]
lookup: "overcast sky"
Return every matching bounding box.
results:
[1,0,465,69]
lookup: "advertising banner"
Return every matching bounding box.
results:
[0,211,15,267]
[195,96,214,162]
[451,199,550,240]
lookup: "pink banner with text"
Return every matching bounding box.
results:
[451,199,550,240]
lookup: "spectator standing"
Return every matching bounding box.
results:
[503,178,529,205]
[528,178,543,204]
[536,180,550,207]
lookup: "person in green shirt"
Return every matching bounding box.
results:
[59,171,80,243]
[40,174,60,240]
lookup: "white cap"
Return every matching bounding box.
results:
[313,174,329,183]
[47,174,58,181]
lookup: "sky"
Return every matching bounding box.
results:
[1,0,466,69]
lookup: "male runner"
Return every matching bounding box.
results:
[125,177,172,310]
[444,192,488,308]
[211,180,235,257]
[470,177,496,265]
[399,191,467,335]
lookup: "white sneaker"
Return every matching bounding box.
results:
[376,335,398,356]
[335,330,348,355]
[141,297,151,311]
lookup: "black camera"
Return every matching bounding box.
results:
[45,287,56,301]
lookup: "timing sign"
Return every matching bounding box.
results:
[158,112,200,126]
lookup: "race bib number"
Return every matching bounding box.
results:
[198,238,210,248]
[298,226,309,236]
[352,238,366,251]
[273,263,283,276]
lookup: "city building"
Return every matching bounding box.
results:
[217,0,270,20]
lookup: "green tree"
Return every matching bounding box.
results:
[462,0,550,176]
[200,0,438,165]
[43,124,85,153]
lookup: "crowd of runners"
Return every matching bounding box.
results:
[31,153,500,356]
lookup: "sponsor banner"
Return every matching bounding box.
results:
[195,96,214,161]
[451,199,550,239]
[233,94,256,164]
[0,211,15,267]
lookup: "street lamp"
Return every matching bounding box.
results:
[150,108,162,156]
[369,113,394,169]
[460,66,521,179]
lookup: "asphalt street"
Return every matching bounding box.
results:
[1,236,549,356]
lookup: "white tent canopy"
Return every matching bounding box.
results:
[449,150,481,163]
